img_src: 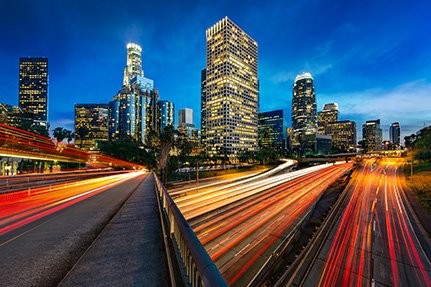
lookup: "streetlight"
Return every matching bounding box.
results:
[196,160,202,192]
[196,160,200,185]
[407,159,413,180]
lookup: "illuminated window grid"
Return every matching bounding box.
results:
[204,17,259,157]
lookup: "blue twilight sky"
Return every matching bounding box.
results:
[1,0,430,141]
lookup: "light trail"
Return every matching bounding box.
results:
[174,162,353,285]
[0,123,142,169]
[173,159,297,203]
[178,163,338,220]
[315,158,431,287]
[0,171,144,236]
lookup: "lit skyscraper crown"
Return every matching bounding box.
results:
[323,103,338,111]
[126,43,142,52]
[294,72,313,82]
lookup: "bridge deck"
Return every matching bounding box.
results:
[59,175,170,287]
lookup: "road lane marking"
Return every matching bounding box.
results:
[385,177,388,212]
[235,243,250,257]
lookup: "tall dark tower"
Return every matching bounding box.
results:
[18,57,48,125]
[292,72,317,150]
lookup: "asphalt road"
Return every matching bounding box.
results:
[173,162,353,286]
[303,158,431,287]
[0,170,128,193]
[0,171,146,287]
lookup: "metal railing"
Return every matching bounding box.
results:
[153,173,228,287]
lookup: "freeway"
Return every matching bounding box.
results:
[173,162,353,286]
[302,158,431,287]
[170,159,296,199]
[0,171,146,286]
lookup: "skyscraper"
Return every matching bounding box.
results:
[109,43,159,144]
[0,103,31,127]
[157,100,174,132]
[200,68,207,147]
[108,96,120,141]
[18,57,48,125]
[178,108,194,128]
[123,43,143,86]
[258,110,284,150]
[389,122,401,146]
[178,108,200,147]
[74,104,109,149]
[362,119,383,152]
[292,72,317,152]
[326,120,357,152]
[202,17,259,158]
[318,103,339,135]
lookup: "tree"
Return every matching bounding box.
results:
[158,126,175,184]
[76,126,89,148]
[414,129,431,161]
[53,127,68,144]
[404,134,417,149]
[176,130,193,164]
[255,147,273,165]
[20,122,50,138]
[98,137,157,170]
[65,130,74,144]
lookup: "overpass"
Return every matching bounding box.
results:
[0,124,142,175]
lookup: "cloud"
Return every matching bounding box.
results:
[270,71,295,85]
[320,79,431,137]
[50,119,74,130]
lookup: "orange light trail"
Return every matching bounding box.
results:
[0,171,144,236]
[318,158,431,287]
[0,124,142,169]
[176,162,353,285]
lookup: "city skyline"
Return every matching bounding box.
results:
[0,0,430,141]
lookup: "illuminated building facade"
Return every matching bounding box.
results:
[108,43,161,144]
[157,100,174,132]
[317,103,338,135]
[258,109,284,150]
[108,96,120,141]
[203,17,259,158]
[179,108,193,128]
[292,72,317,152]
[389,122,401,146]
[200,69,207,147]
[301,134,332,155]
[0,103,32,127]
[109,86,159,144]
[286,127,294,152]
[178,108,200,147]
[326,120,357,152]
[74,104,109,150]
[18,57,48,125]
[362,119,383,152]
[123,43,144,86]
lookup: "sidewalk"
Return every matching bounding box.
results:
[59,174,170,287]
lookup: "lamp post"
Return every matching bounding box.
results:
[407,159,413,180]
[196,160,199,185]
[196,160,202,192]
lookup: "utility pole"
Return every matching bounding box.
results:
[411,160,413,180]
[196,161,199,185]
[407,159,413,180]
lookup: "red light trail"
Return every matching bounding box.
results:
[316,158,431,287]
[173,162,353,286]
[0,171,144,237]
